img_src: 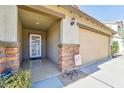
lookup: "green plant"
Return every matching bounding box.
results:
[112,41,119,54]
[120,30,124,37]
[120,29,124,42]
[0,70,31,88]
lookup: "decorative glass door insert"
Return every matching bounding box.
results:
[29,34,42,59]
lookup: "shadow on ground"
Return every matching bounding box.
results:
[31,57,118,88]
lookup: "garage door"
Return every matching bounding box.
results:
[79,28,109,65]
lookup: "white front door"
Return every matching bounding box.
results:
[29,34,42,59]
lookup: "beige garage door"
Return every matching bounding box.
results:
[79,28,109,65]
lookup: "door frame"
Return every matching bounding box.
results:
[28,33,43,60]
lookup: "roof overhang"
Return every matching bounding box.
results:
[78,22,111,36]
[18,5,65,19]
[59,5,117,35]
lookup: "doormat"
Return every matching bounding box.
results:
[58,69,87,86]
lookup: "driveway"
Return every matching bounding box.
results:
[66,53,124,88]
[32,53,124,88]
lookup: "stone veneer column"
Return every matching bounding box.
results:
[0,41,20,74]
[5,47,20,73]
[0,47,5,73]
[58,44,80,71]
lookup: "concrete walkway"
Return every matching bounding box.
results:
[66,53,124,88]
[32,53,124,88]
[30,59,60,83]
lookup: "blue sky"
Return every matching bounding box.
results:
[79,5,124,22]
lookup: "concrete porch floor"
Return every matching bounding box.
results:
[32,53,124,88]
[21,59,60,83]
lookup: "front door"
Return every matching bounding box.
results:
[29,34,42,59]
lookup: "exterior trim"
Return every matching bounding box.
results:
[59,5,116,34]
[108,36,112,57]
[77,22,111,36]
[108,36,110,57]
[18,5,65,19]
[58,44,80,48]
[0,41,18,47]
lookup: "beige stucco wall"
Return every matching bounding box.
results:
[17,14,23,62]
[42,5,113,44]
[22,28,46,60]
[47,21,60,64]
[46,5,79,44]
[0,5,17,42]
[0,6,4,41]
[0,5,113,64]
[79,28,109,65]
[60,18,79,44]
[0,5,113,44]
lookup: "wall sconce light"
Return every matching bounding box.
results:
[71,17,76,26]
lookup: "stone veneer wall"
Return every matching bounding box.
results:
[0,41,19,74]
[58,44,80,71]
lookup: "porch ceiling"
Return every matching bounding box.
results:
[18,8,60,31]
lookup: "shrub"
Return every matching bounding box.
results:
[0,70,31,88]
[112,41,119,54]
[120,30,124,42]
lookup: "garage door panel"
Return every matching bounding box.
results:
[79,28,109,65]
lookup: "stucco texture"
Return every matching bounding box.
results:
[17,14,23,62]
[0,5,115,72]
[47,21,60,64]
[0,6,17,42]
[43,5,113,44]
[20,22,60,64]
